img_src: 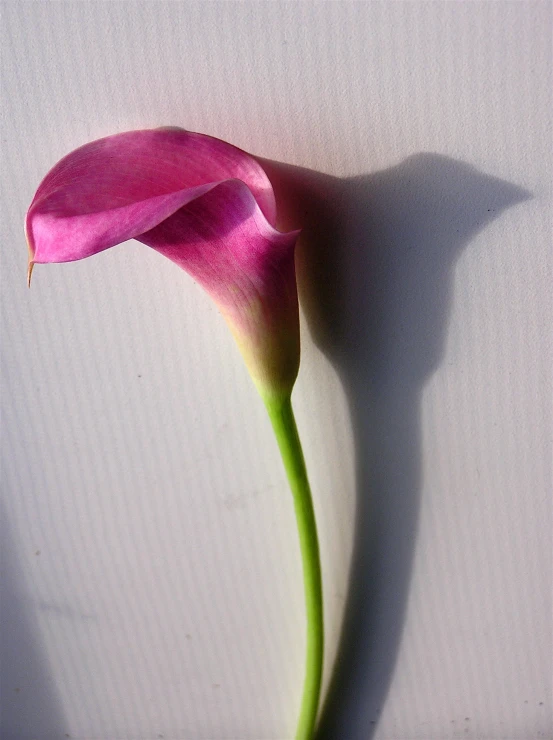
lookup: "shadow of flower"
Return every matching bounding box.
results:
[262,154,530,738]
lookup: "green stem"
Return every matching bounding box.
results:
[264,394,324,740]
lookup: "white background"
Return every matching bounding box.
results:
[1,2,551,739]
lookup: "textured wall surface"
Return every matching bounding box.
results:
[1,2,551,739]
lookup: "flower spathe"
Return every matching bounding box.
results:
[26,128,301,399]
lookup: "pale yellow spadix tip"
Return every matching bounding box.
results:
[27,261,34,288]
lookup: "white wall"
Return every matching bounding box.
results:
[1,2,551,739]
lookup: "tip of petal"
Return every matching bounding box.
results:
[27,261,34,288]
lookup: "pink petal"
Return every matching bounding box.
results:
[27,128,277,265]
[26,129,301,397]
[139,179,300,394]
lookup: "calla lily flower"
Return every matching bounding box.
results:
[26,128,300,401]
[26,129,323,739]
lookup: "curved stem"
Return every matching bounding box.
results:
[264,394,324,740]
